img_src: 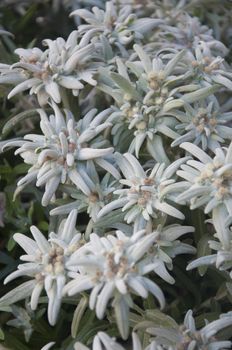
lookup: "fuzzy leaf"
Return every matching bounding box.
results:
[71,295,88,339]
[197,235,211,276]
[110,72,141,101]
[0,280,36,306]
[181,85,220,104]
[2,109,40,135]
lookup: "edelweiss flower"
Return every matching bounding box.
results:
[4,104,119,206]
[64,229,165,339]
[50,161,118,222]
[187,225,232,277]
[174,142,232,247]
[157,13,228,56]
[143,224,195,284]
[147,310,232,350]
[97,153,186,228]
[176,142,232,218]
[187,44,232,90]
[71,1,162,58]
[105,48,186,161]
[1,210,81,326]
[0,30,100,105]
[171,97,232,151]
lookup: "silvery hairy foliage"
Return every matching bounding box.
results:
[3,103,119,206]
[0,210,81,326]
[1,0,232,349]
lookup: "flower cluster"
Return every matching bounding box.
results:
[42,310,232,350]
[99,43,228,161]
[0,0,232,349]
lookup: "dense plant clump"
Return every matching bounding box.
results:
[0,0,232,349]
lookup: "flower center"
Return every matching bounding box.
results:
[192,108,217,134]
[196,162,232,200]
[44,246,65,275]
[89,192,99,203]
[191,56,220,73]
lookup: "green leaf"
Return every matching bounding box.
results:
[94,209,125,229]
[113,295,130,340]
[71,295,88,339]
[161,98,184,113]
[226,282,232,297]
[2,109,39,135]
[0,328,5,340]
[110,72,142,101]
[38,221,49,231]
[97,83,122,103]
[3,332,31,350]
[197,234,211,276]
[7,236,16,252]
[13,163,30,175]
[180,84,220,104]
[145,309,178,329]
[0,280,36,307]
